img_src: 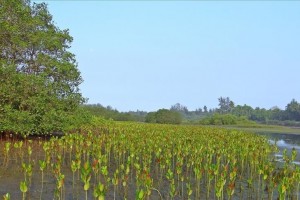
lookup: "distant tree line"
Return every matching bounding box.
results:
[82,104,147,122]
[83,98,300,126]
[199,114,256,126]
[201,97,300,126]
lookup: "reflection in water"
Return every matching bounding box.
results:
[269,139,300,150]
[258,132,300,165]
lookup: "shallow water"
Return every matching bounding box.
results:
[258,132,300,164]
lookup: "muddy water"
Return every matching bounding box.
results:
[1,132,300,200]
[0,137,170,200]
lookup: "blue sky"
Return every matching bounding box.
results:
[35,1,300,112]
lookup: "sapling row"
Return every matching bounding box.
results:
[0,123,299,199]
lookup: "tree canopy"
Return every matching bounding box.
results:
[0,0,85,135]
[145,109,182,124]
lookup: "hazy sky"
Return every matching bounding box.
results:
[34,1,300,112]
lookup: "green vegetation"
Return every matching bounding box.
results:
[93,98,300,127]
[1,1,300,200]
[145,109,182,124]
[199,114,256,126]
[225,125,300,135]
[0,0,86,135]
[167,98,300,127]
[218,97,300,127]
[1,1,300,136]
[82,104,146,122]
[1,121,300,199]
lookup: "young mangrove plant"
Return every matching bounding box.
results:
[39,160,46,200]
[81,161,92,200]
[1,123,299,199]
[20,181,28,200]
[2,193,10,200]
[3,142,11,167]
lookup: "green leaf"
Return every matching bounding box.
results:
[84,182,90,191]
[20,181,28,193]
[138,189,144,199]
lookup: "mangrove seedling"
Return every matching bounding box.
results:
[20,181,28,200]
